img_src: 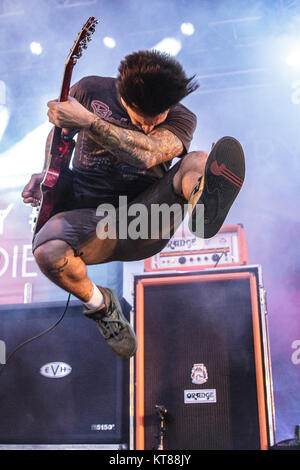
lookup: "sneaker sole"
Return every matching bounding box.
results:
[191,136,245,239]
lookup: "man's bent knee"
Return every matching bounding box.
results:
[173,150,209,195]
[180,151,209,173]
[34,239,74,268]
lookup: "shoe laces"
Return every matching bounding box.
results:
[97,312,124,340]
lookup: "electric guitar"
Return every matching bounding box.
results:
[33,17,98,236]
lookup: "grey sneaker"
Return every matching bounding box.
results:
[83,286,137,359]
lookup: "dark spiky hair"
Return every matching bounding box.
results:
[117,50,199,116]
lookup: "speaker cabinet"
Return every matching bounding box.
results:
[133,266,275,450]
[0,300,130,447]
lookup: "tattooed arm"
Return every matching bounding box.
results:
[47,97,184,170]
[87,116,184,169]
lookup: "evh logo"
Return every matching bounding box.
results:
[40,362,72,379]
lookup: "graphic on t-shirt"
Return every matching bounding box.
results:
[91,100,112,119]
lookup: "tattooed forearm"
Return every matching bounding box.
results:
[87,116,183,169]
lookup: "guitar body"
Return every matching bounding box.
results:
[32,16,98,237]
[34,134,75,236]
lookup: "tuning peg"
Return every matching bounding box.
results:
[80,39,88,48]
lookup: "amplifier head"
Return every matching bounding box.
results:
[144,224,248,272]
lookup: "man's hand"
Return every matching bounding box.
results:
[47,96,94,130]
[21,172,44,207]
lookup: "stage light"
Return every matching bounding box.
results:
[30,42,42,55]
[286,47,300,68]
[103,36,116,48]
[181,22,195,36]
[152,38,182,56]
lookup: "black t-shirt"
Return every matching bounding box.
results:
[67,76,197,207]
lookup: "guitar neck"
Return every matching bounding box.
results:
[50,62,75,157]
[59,62,74,102]
[48,16,98,159]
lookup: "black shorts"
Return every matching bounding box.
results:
[32,160,186,265]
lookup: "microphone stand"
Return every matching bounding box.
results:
[155,405,168,450]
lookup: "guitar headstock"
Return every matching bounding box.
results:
[67,16,99,65]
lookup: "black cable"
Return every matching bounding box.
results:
[0,293,71,378]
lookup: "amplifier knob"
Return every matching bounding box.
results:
[178,256,186,264]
